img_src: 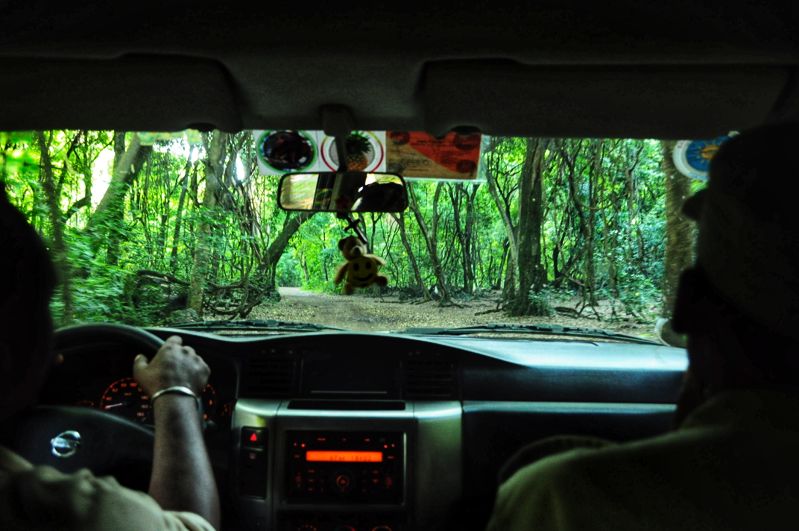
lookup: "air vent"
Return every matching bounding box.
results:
[404,357,458,399]
[243,356,296,397]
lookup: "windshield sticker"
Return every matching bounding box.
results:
[255,130,387,175]
[386,131,481,180]
[320,131,386,172]
[255,130,319,174]
[672,135,735,181]
[254,129,481,180]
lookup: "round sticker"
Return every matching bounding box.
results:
[320,131,385,172]
[257,130,316,172]
[672,135,733,181]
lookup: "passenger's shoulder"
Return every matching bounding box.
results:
[489,438,677,531]
[489,446,611,531]
[501,444,604,495]
[498,430,709,510]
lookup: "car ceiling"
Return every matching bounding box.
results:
[1,1,797,138]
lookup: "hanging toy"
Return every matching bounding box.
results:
[334,236,388,295]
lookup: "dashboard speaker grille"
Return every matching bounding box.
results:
[404,358,458,399]
[244,356,296,397]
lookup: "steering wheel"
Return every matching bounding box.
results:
[9,324,163,486]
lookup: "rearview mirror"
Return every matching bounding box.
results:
[278,172,409,213]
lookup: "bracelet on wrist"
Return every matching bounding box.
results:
[150,385,202,413]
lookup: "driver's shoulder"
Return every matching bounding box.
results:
[0,449,212,531]
[1,458,131,523]
[0,445,32,473]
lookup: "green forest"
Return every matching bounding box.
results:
[0,131,700,335]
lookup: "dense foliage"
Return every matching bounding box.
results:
[0,131,699,329]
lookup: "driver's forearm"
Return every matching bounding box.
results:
[149,395,221,529]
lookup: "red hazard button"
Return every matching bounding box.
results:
[241,428,265,448]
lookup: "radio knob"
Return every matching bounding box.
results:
[334,473,353,493]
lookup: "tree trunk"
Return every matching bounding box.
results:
[503,256,516,300]
[301,257,310,283]
[169,154,194,271]
[624,144,646,269]
[550,205,572,287]
[485,138,519,298]
[564,139,600,309]
[87,133,151,263]
[463,184,478,292]
[585,140,602,307]
[187,132,228,314]
[36,131,74,323]
[408,183,451,303]
[154,167,172,267]
[212,211,313,319]
[601,209,620,299]
[391,211,428,298]
[510,138,547,315]
[497,242,509,290]
[661,140,694,316]
[259,212,313,289]
[447,184,477,295]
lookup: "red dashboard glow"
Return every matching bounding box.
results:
[305,450,383,463]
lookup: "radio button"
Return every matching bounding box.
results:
[334,473,352,492]
[240,448,267,498]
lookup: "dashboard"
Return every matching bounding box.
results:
[37,327,686,531]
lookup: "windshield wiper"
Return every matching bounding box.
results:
[401,323,659,345]
[169,319,342,333]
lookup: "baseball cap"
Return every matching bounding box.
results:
[681,122,799,339]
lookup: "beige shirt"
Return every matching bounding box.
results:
[0,446,214,531]
[487,390,799,531]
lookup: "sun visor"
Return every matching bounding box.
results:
[421,62,791,139]
[0,56,241,132]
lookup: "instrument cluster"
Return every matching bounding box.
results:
[40,344,236,428]
[97,377,229,425]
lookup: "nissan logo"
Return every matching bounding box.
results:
[50,430,81,458]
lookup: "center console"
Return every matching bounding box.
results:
[232,400,462,531]
[286,430,404,504]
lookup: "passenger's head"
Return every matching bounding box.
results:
[0,186,57,420]
[673,122,799,398]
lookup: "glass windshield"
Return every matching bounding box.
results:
[1,131,704,340]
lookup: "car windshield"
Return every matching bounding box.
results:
[1,130,705,340]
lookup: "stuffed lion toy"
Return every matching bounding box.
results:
[334,236,388,295]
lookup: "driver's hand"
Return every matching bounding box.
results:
[133,335,210,396]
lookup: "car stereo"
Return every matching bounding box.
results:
[286,431,404,503]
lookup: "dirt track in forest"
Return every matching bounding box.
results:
[247,287,657,339]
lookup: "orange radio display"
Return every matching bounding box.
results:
[305,450,384,463]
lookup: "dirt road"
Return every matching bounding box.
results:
[247,287,656,338]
